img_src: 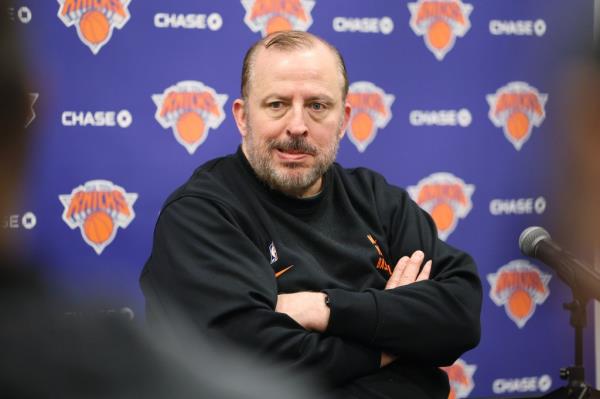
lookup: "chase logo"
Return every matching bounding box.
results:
[8,6,32,24]
[408,0,473,61]
[241,0,315,37]
[59,180,137,254]
[487,81,548,151]
[153,12,223,30]
[57,0,131,54]
[346,81,395,152]
[152,81,228,154]
[61,109,132,128]
[487,259,551,328]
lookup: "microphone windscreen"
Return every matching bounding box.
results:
[519,226,551,257]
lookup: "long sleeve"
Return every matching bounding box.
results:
[323,179,482,366]
[141,195,380,386]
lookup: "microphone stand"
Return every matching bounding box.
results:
[540,291,600,399]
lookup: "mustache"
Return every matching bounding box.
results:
[268,137,318,155]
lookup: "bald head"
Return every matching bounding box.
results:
[240,31,349,101]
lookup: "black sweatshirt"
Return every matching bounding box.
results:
[141,147,482,398]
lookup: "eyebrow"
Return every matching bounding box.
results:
[261,94,336,102]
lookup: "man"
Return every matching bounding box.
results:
[141,31,482,398]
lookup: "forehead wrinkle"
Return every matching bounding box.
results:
[247,44,345,100]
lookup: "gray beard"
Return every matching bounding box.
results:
[244,129,340,198]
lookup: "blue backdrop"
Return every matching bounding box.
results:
[7,1,596,397]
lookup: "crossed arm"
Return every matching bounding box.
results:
[276,251,432,367]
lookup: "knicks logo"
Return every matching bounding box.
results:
[487,260,551,328]
[59,180,137,255]
[408,0,473,61]
[346,81,395,152]
[57,0,131,55]
[152,81,228,154]
[407,173,474,241]
[487,82,548,151]
[442,359,476,399]
[241,0,315,37]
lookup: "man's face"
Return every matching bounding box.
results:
[233,42,351,198]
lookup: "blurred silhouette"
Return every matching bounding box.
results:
[0,3,317,398]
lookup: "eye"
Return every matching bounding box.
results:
[310,102,326,111]
[269,101,283,109]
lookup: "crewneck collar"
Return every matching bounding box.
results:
[235,146,332,215]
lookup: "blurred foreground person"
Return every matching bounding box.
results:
[0,4,315,398]
[555,43,600,259]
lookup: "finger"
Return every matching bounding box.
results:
[398,250,424,285]
[386,256,409,289]
[416,260,432,282]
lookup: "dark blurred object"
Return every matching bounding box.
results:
[554,39,600,258]
[0,261,318,399]
[0,3,317,398]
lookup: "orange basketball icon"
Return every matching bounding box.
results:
[430,202,454,232]
[427,20,452,50]
[350,112,374,144]
[407,172,474,241]
[506,111,529,141]
[153,81,228,154]
[266,15,293,34]
[507,289,533,320]
[241,0,315,37]
[79,10,110,45]
[176,112,205,145]
[408,0,473,61]
[57,0,131,55]
[346,82,395,152]
[442,359,477,399]
[83,211,114,245]
[59,180,138,255]
[487,82,548,151]
[487,260,551,328]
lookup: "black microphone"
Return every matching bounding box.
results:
[519,226,600,301]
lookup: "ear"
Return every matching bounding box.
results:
[232,98,248,137]
[338,100,351,139]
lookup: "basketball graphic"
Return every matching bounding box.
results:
[346,81,395,153]
[488,260,551,328]
[79,10,110,45]
[153,81,228,154]
[57,0,131,54]
[241,0,315,37]
[430,202,454,232]
[59,180,138,255]
[176,112,206,145]
[408,0,473,61]
[407,172,475,241]
[442,359,477,399]
[507,289,533,320]
[83,211,114,245]
[427,20,452,50]
[350,112,374,143]
[487,81,548,151]
[266,15,293,34]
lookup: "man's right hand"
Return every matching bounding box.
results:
[381,250,432,367]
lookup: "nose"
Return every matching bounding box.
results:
[286,103,308,136]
